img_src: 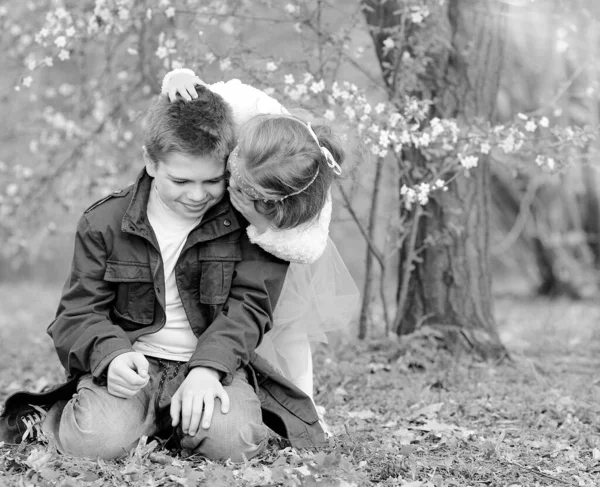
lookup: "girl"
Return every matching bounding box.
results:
[162,70,359,418]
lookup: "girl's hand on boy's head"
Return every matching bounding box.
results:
[107,351,150,398]
[170,366,230,437]
[165,72,204,102]
[228,187,271,234]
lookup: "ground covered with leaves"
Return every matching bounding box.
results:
[1,282,600,486]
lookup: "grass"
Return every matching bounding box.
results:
[1,281,600,486]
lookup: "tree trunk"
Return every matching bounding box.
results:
[363,0,508,360]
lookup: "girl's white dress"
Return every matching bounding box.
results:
[162,72,360,401]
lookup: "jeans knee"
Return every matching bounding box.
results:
[182,420,268,462]
[58,392,133,460]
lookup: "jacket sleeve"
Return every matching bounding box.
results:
[208,79,288,130]
[47,214,134,379]
[188,233,289,385]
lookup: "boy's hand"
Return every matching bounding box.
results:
[228,187,271,234]
[170,367,230,437]
[165,72,204,102]
[107,351,149,399]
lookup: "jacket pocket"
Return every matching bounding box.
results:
[104,260,156,324]
[198,243,242,305]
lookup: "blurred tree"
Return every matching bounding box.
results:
[363,0,507,359]
[0,0,593,352]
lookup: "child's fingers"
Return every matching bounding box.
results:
[200,395,214,430]
[187,396,204,437]
[170,390,182,427]
[218,388,230,414]
[185,83,198,99]
[167,87,177,102]
[178,87,192,102]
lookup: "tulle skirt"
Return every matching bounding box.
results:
[255,238,360,388]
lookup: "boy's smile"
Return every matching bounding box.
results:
[144,149,227,219]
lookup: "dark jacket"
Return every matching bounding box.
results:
[43,169,325,448]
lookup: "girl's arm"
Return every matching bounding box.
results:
[247,193,332,264]
[162,69,288,129]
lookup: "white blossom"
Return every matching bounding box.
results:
[22,76,33,88]
[284,74,295,85]
[310,80,325,94]
[389,113,402,128]
[459,154,479,169]
[155,46,168,59]
[525,120,537,132]
[383,37,395,52]
[417,133,431,147]
[219,58,232,71]
[480,142,491,154]
[54,36,66,48]
[55,7,68,19]
[58,49,70,61]
[266,61,278,72]
[374,102,386,114]
[205,52,216,64]
[499,133,516,153]
[324,110,335,121]
[539,116,549,128]
[6,184,18,197]
[285,3,299,14]
[165,6,176,18]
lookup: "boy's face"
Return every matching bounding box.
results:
[145,150,227,220]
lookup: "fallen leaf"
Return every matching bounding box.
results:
[294,465,311,476]
[25,448,53,471]
[393,427,416,445]
[409,402,444,420]
[348,410,376,420]
[413,419,457,433]
[239,466,272,483]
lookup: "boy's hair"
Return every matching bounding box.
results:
[238,115,345,230]
[144,85,235,164]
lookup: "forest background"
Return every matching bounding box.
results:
[1,0,600,486]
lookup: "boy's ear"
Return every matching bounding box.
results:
[142,145,157,178]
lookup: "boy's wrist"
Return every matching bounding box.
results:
[188,366,222,382]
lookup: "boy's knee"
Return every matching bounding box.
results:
[182,415,268,462]
[57,385,135,459]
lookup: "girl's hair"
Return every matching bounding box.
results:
[237,114,345,230]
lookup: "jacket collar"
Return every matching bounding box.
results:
[121,168,241,244]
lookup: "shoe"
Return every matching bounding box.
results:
[0,404,48,444]
[0,378,77,445]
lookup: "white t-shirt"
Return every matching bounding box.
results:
[133,183,201,361]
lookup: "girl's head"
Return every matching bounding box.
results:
[228,114,345,229]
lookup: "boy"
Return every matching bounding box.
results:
[1,85,325,460]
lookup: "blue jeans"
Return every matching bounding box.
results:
[42,358,268,462]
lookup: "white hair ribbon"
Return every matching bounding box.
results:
[305,122,343,175]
